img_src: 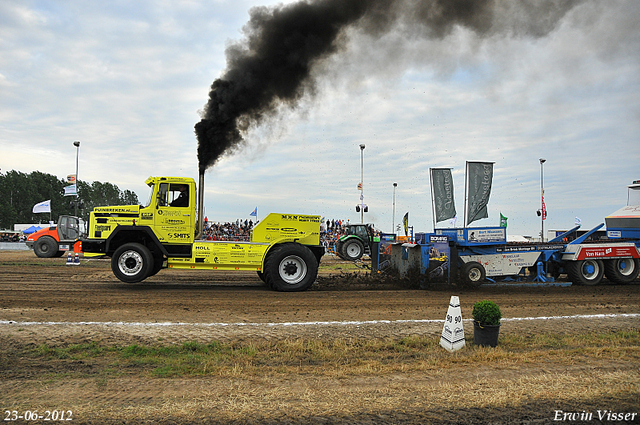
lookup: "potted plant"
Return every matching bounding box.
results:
[472,300,502,347]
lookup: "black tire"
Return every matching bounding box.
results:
[342,239,365,261]
[148,255,164,277]
[111,243,153,283]
[334,240,347,260]
[566,259,604,286]
[257,271,267,283]
[461,261,486,287]
[264,243,318,292]
[33,236,59,258]
[604,258,639,284]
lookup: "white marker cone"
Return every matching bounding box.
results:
[73,253,80,265]
[65,252,73,265]
[440,295,465,352]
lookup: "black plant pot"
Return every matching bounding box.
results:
[473,321,500,347]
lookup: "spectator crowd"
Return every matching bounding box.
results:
[201,219,254,241]
[199,217,353,255]
[0,232,25,242]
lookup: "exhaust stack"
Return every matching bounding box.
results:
[197,171,205,239]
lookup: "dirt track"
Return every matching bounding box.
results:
[1,251,639,424]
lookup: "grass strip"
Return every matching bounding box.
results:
[11,330,638,380]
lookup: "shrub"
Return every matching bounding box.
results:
[472,300,502,326]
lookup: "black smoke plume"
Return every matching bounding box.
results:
[195,0,581,172]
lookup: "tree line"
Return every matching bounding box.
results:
[0,170,139,229]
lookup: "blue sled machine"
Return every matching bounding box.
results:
[384,181,640,287]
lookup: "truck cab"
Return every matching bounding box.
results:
[84,176,197,255]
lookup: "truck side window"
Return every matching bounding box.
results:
[169,183,189,208]
[157,183,169,207]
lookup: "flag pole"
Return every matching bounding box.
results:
[429,168,436,231]
[463,161,469,228]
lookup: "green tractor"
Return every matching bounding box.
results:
[335,224,379,261]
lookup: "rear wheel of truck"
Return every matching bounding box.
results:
[461,261,485,287]
[566,259,604,285]
[33,236,59,258]
[604,258,639,284]
[265,243,318,292]
[111,243,153,283]
[342,239,365,261]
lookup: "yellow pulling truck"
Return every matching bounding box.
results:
[81,176,323,291]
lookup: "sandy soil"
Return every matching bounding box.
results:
[1,251,639,424]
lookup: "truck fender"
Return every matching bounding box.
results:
[104,225,167,257]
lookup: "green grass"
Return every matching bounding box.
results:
[19,330,640,380]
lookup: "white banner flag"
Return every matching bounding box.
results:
[32,200,51,214]
[64,184,77,196]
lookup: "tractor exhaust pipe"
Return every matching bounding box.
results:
[197,171,205,240]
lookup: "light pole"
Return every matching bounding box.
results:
[74,141,80,217]
[359,144,365,223]
[539,158,546,242]
[392,182,397,234]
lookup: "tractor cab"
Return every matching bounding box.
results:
[335,223,378,261]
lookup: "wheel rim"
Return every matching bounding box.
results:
[118,250,144,276]
[582,260,599,280]
[617,259,635,277]
[468,267,481,282]
[278,255,307,285]
[345,243,361,258]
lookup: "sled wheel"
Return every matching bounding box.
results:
[462,261,486,287]
[604,258,639,284]
[111,243,153,283]
[265,243,318,292]
[34,236,59,258]
[567,259,604,286]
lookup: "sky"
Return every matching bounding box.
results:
[1,0,639,238]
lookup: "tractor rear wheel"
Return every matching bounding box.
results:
[342,239,365,261]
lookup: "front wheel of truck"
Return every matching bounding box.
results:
[265,243,318,292]
[111,243,153,283]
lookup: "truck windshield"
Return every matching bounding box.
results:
[143,184,155,208]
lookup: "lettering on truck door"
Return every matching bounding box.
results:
[155,182,193,243]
